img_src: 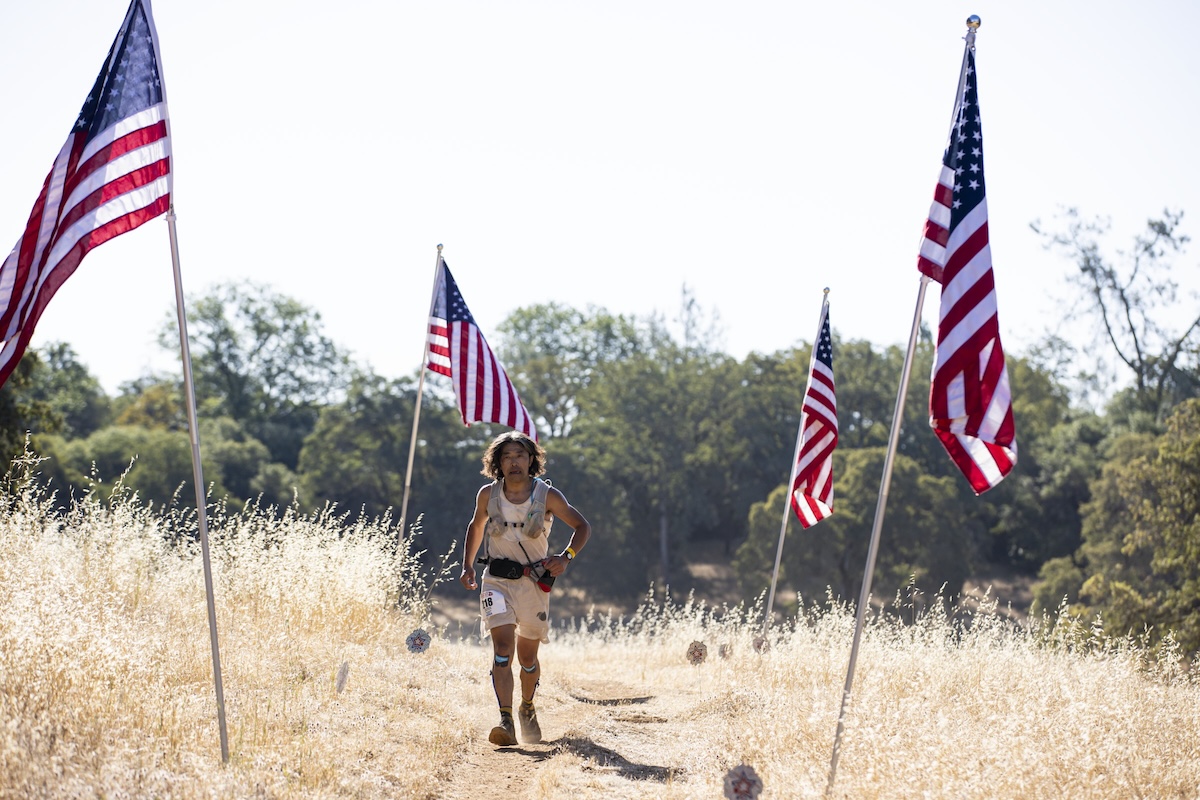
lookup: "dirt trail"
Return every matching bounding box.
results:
[435,675,689,799]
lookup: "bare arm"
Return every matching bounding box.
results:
[542,486,591,577]
[459,485,491,590]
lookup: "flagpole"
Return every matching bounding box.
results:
[763,421,802,635]
[149,0,229,765]
[763,288,829,635]
[824,275,927,794]
[398,244,443,545]
[166,207,230,764]
[825,18,979,796]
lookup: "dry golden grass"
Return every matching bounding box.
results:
[2,459,1198,799]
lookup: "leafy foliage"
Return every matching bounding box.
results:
[23,342,112,438]
[160,281,350,467]
[0,353,55,463]
[298,369,483,551]
[1048,399,1200,653]
[734,448,979,607]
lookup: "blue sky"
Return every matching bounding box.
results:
[2,0,1198,394]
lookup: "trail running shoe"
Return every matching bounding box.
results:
[518,702,542,743]
[488,714,517,746]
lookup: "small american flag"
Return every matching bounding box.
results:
[916,46,1017,494]
[427,257,537,439]
[0,0,171,390]
[791,298,837,527]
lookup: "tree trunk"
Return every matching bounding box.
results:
[659,507,670,588]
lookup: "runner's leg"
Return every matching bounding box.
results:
[516,636,541,703]
[490,624,516,710]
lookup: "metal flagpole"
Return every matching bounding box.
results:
[763,289,830,635]
[824,275,927,794]
[150,0,228,762]
[398,244,443,544]
[763,419,803,635]
[166,207,230,764]
[825,18,979,796]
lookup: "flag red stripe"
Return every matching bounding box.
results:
[942,222,990,279]
[74,121,168,182]
[923,218,949,247]
[932,182,953,207]
[57,157,170,237]
[937,276,995,344]
[935,431,990,493]
[917,257,945,283]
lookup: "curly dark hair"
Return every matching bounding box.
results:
[481,431,546,480]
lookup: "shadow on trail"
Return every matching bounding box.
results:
[566,692,654,706]
[551,736,678,781]
[492,737,677,781]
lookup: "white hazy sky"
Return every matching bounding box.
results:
[2,0,1198,394]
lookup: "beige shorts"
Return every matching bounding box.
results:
[480,573,551,643]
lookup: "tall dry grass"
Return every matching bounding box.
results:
[2,452,1198,799]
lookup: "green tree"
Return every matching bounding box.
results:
[200,416,298,510]
[161,281,350,467]
[0,353,56,464]
[298,370,481,547]
[706,349,808,557]
[112,376,189,430]
[1045,399,1200,653]
[1117,398,1200,650]
[48,424,228,509]
[734,448,980,608]
[569,341,709,588]
[498,305,642,439]
[970,357,1085,571]
[23,342,112,438]
[1031,431,1158,616]
[572,288,755,589]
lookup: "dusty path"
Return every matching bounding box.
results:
[435,675,693,799]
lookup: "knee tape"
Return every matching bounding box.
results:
[521,661,539,674]
[494,654,511,667]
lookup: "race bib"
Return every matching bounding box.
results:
[481,589,508,618]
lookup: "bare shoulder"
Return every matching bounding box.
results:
[475,482,495,507]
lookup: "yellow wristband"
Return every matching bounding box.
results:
[565,547,577,560]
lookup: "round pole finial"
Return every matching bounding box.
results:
[966,15,981,29]
[823,286,830,296]
[437,243,443,251]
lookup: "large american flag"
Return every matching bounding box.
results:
[916,46,1017,494]
[427,257,537,439]
[0,0,171,391]
[790,299,837,527]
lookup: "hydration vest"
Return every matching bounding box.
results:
[484,477,553,540]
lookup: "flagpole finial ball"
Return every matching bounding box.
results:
[966,15,981,29]
[823,287,830,295]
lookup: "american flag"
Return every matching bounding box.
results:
[0,0,171,390]
[916,46,1017,494]
[427,257,537,439]
[790,299,837,527]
